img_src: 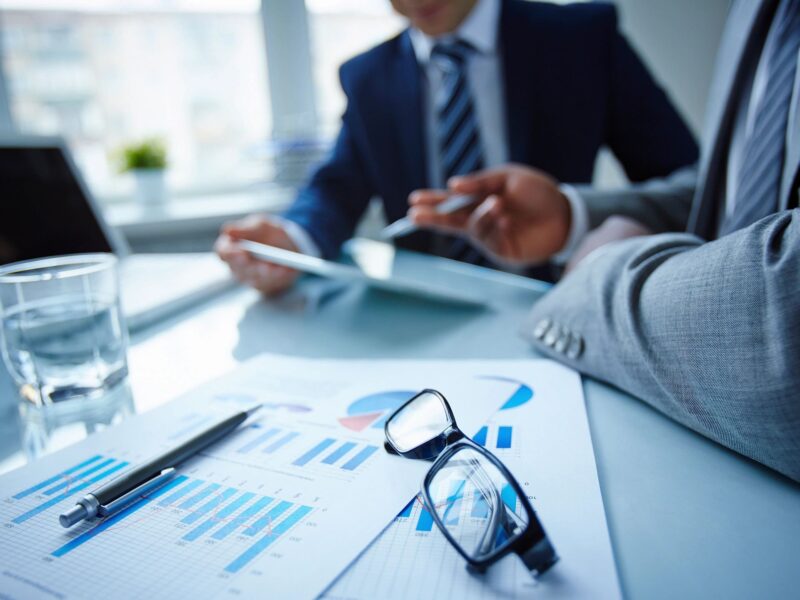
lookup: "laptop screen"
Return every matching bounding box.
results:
[0,145,114,266]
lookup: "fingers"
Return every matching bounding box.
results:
[242,262,298,297]
[466,196,512,258]
[447,167,511,196]
[215,231,298,295]
[408,189,480,233]
[409,189,449,207]
[222,214,266,239]
[214,233,247,262]
[409,204,471,234]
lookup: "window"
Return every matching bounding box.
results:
[0,0,271,201]
[305,0,404,137]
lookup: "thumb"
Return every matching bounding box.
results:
[448,168,508,196]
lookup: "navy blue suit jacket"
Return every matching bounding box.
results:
[284,0,699,263]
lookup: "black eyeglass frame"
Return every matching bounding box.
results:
[384,389,558,576]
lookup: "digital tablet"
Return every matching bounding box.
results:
[238,240,487,307]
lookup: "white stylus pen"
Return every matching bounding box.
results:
[380,194,478,239]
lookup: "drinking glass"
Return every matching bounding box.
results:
[0,253,133,458]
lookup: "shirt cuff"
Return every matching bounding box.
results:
[266,215,322,258]
[551,184,589,265]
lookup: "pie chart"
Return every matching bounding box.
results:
[476,375,533,410]
[338,390,416,432]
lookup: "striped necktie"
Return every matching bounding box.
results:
[431,39,486,262]
[720,0,800,235]
[432,39,485,181]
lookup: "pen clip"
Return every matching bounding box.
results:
[97,467,177,518]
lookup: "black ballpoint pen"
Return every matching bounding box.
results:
[59,405,262,528]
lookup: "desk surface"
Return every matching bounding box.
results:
[1,249,798,599]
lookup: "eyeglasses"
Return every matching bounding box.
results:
[384,389,558,577]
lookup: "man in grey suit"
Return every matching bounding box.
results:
[409,0,800,482]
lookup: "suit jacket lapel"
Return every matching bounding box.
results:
[689,0,772,236]
[779,51,800,209]
[392,31,428,191]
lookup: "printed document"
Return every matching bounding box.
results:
[0,355,555,600]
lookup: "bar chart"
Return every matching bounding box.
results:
[46,472,315,574]
[394,482,519,536]
[3,451,324,586]
[234,426,379,472]
[11,455,130,524]
[472,425,514,450]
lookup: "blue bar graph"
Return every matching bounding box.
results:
[473,426,488,447]
[416,505,434,532]
[42,458,117,496]
[471,490,489,518]
[497,426,512,449]
[237,428,281,454]
[263,432,299,453]
[293,438,336,466]
[322,442,357,465]
[397,499,414,518]
[13,461,129,524]
[178,483,221,510]
[243,500,293,536]
[501,483,517,510]
[158,479,205,507]
[341,445,378,471]
[225,505,313,573]
[52,475,188,557]
[443,480,465,526]
[212,496,273,540]
[13,455,103,499]
[183,492,255,541]
[181,487,238,525]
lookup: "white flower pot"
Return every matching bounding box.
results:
[132,169,166,204]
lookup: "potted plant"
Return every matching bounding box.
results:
[119,138,168,204]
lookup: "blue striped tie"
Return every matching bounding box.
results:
[431,39,486,262]
[432,39,485,181]
[721,0,800,235]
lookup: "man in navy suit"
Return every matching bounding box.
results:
[216,0,698,294]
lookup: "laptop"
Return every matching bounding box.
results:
[0,136,235,331]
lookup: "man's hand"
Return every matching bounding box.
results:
[408,164,572,266]
[214,215,300,296]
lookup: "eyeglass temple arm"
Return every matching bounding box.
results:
[518,535,558,577]
[470,465,506,559]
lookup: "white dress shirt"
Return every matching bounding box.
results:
[408,0,507,187]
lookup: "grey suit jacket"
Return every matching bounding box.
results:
[524,0,800,482]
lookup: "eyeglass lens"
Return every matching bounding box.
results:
[386,390,452,454]
[426,446,529,562]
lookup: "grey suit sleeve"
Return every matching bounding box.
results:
[522,209,800,482]
[573,164,698,233]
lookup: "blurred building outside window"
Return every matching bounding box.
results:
[0,0,272,204]
[0,0,408,208]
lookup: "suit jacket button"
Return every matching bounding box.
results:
[544,325,560,348]
[533,318,551,340]
[566,334,584,359]
[555,330,571,354]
